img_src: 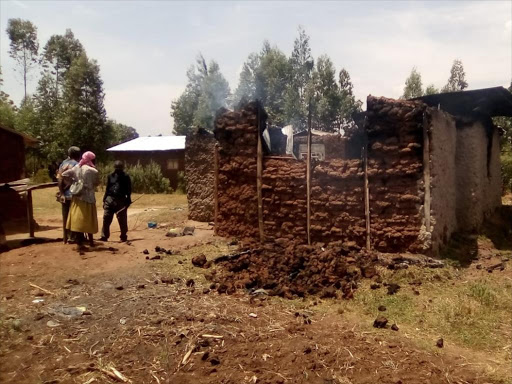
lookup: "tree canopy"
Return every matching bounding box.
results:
[402,67,423,99]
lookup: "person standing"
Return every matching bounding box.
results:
[100,160,132,242]
[57,146,81,243]
[63,151,99,249]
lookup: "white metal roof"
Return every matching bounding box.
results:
[107,136,186,152]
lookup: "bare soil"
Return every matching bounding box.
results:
[0,193,510,384]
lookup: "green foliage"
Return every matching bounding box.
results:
[442,59,468,93]
[58,53,110,161]
[0,67,17,129]
[107,119,138,146]
[171,55,230,134]
[176,171,186,194]
[501,151,512,192]
[30,168,52,184]
[127,162,171,194]
[424,84,439,95]
[402,67,423,99]
[232,29,361,133]
[6,18,39,98]
[96,162,115,188]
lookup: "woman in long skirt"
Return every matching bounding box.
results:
[63,151,99,248]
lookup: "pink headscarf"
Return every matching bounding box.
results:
[79,151,96,168]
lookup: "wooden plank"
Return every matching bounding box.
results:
[423,112,431,232]
[306,105,312,246]
[26,189,34,237]
[27,182,58,191]
[256,103,265,242]
[213,144,219,235]
[364,119,371,251]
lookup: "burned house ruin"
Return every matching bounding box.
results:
[185,87,512,254]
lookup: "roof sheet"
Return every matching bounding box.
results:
[414,86,512,117]
[107,136,186,152]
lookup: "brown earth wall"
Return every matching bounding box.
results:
[185,129,216,222]
[214,103,260,240]
[366,96,426,253]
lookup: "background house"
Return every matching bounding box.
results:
[107,136,186,190]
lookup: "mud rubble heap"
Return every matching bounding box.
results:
[211,241,378,299]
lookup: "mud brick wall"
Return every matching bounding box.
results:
[261,159,307,242]
[185,129,216,222]
[366,96,426,253]
[310,159,366,246]
[214,103,260,239]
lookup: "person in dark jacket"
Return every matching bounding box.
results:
[100,161,132,242]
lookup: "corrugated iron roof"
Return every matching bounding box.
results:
[107,136,186,152]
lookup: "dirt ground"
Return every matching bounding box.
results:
[0,190,511,384]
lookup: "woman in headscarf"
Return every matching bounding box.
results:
[62,151,99,249]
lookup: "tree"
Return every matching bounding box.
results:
[442,59,468,93]
[285,26,314,131]
[58,53,109,161]
[338,68,362,133]
[41,29,84,99]
[107,120,138,146]
[313,55,341,131]
[402,67,423,99]
[0,66,17,129]
[6,18,39,99]
[424,84,439,95]
[233,52,260,104]
[171,54,230,134]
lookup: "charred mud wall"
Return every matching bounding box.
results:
[366,96,426,253]
[185,129,216,222]
[214,103,261,240]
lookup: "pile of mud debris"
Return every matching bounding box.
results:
[210,241,379,299]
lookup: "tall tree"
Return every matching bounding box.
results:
[41,29,84,99]
[233,52,260,104]
[313,55,341,131]
[0,66,17,129]
[58,53,109,161]
[338,68,362,132]
[402,67,423,99]
[6,18,39,99]
[442,59,468,93]
[171,55,230,134]
[285,26,314,131]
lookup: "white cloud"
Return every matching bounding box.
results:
[105,84,185,136]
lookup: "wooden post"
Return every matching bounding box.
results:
[213,144,219,235]
[256,102,265,242]
[363,118,371,250]
[423,112,431,232]
[26,190,34,237]
[306,103,312,246]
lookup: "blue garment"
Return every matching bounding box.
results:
[59,158,78,199]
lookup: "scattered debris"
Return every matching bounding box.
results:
[115,285,124,291]
[186,279,195,287]
[370,283,381,290]
[182,226,195,236]
[46,320,61,328]
[373,316,388,329]
[142,249,149,255]
[378,305,386,312]
[161,277,174,284]
[391,324,399,331]
[436,338,444,348]
[166,228,180,237]
[120,317,127,325]
[386,283,401,295]
[148,222,157,229]
[29,283,55,296]
[150,255,161,260]
[487,262,505,273]
[249,313,258,318]
[192,254,207,267]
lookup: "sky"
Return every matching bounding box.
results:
[0,0,511,136]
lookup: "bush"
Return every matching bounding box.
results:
[501,152,512,193]
[176,171,186,194]
[96,162,115,189]
[30,168,52,184]
[127,161,170,194]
